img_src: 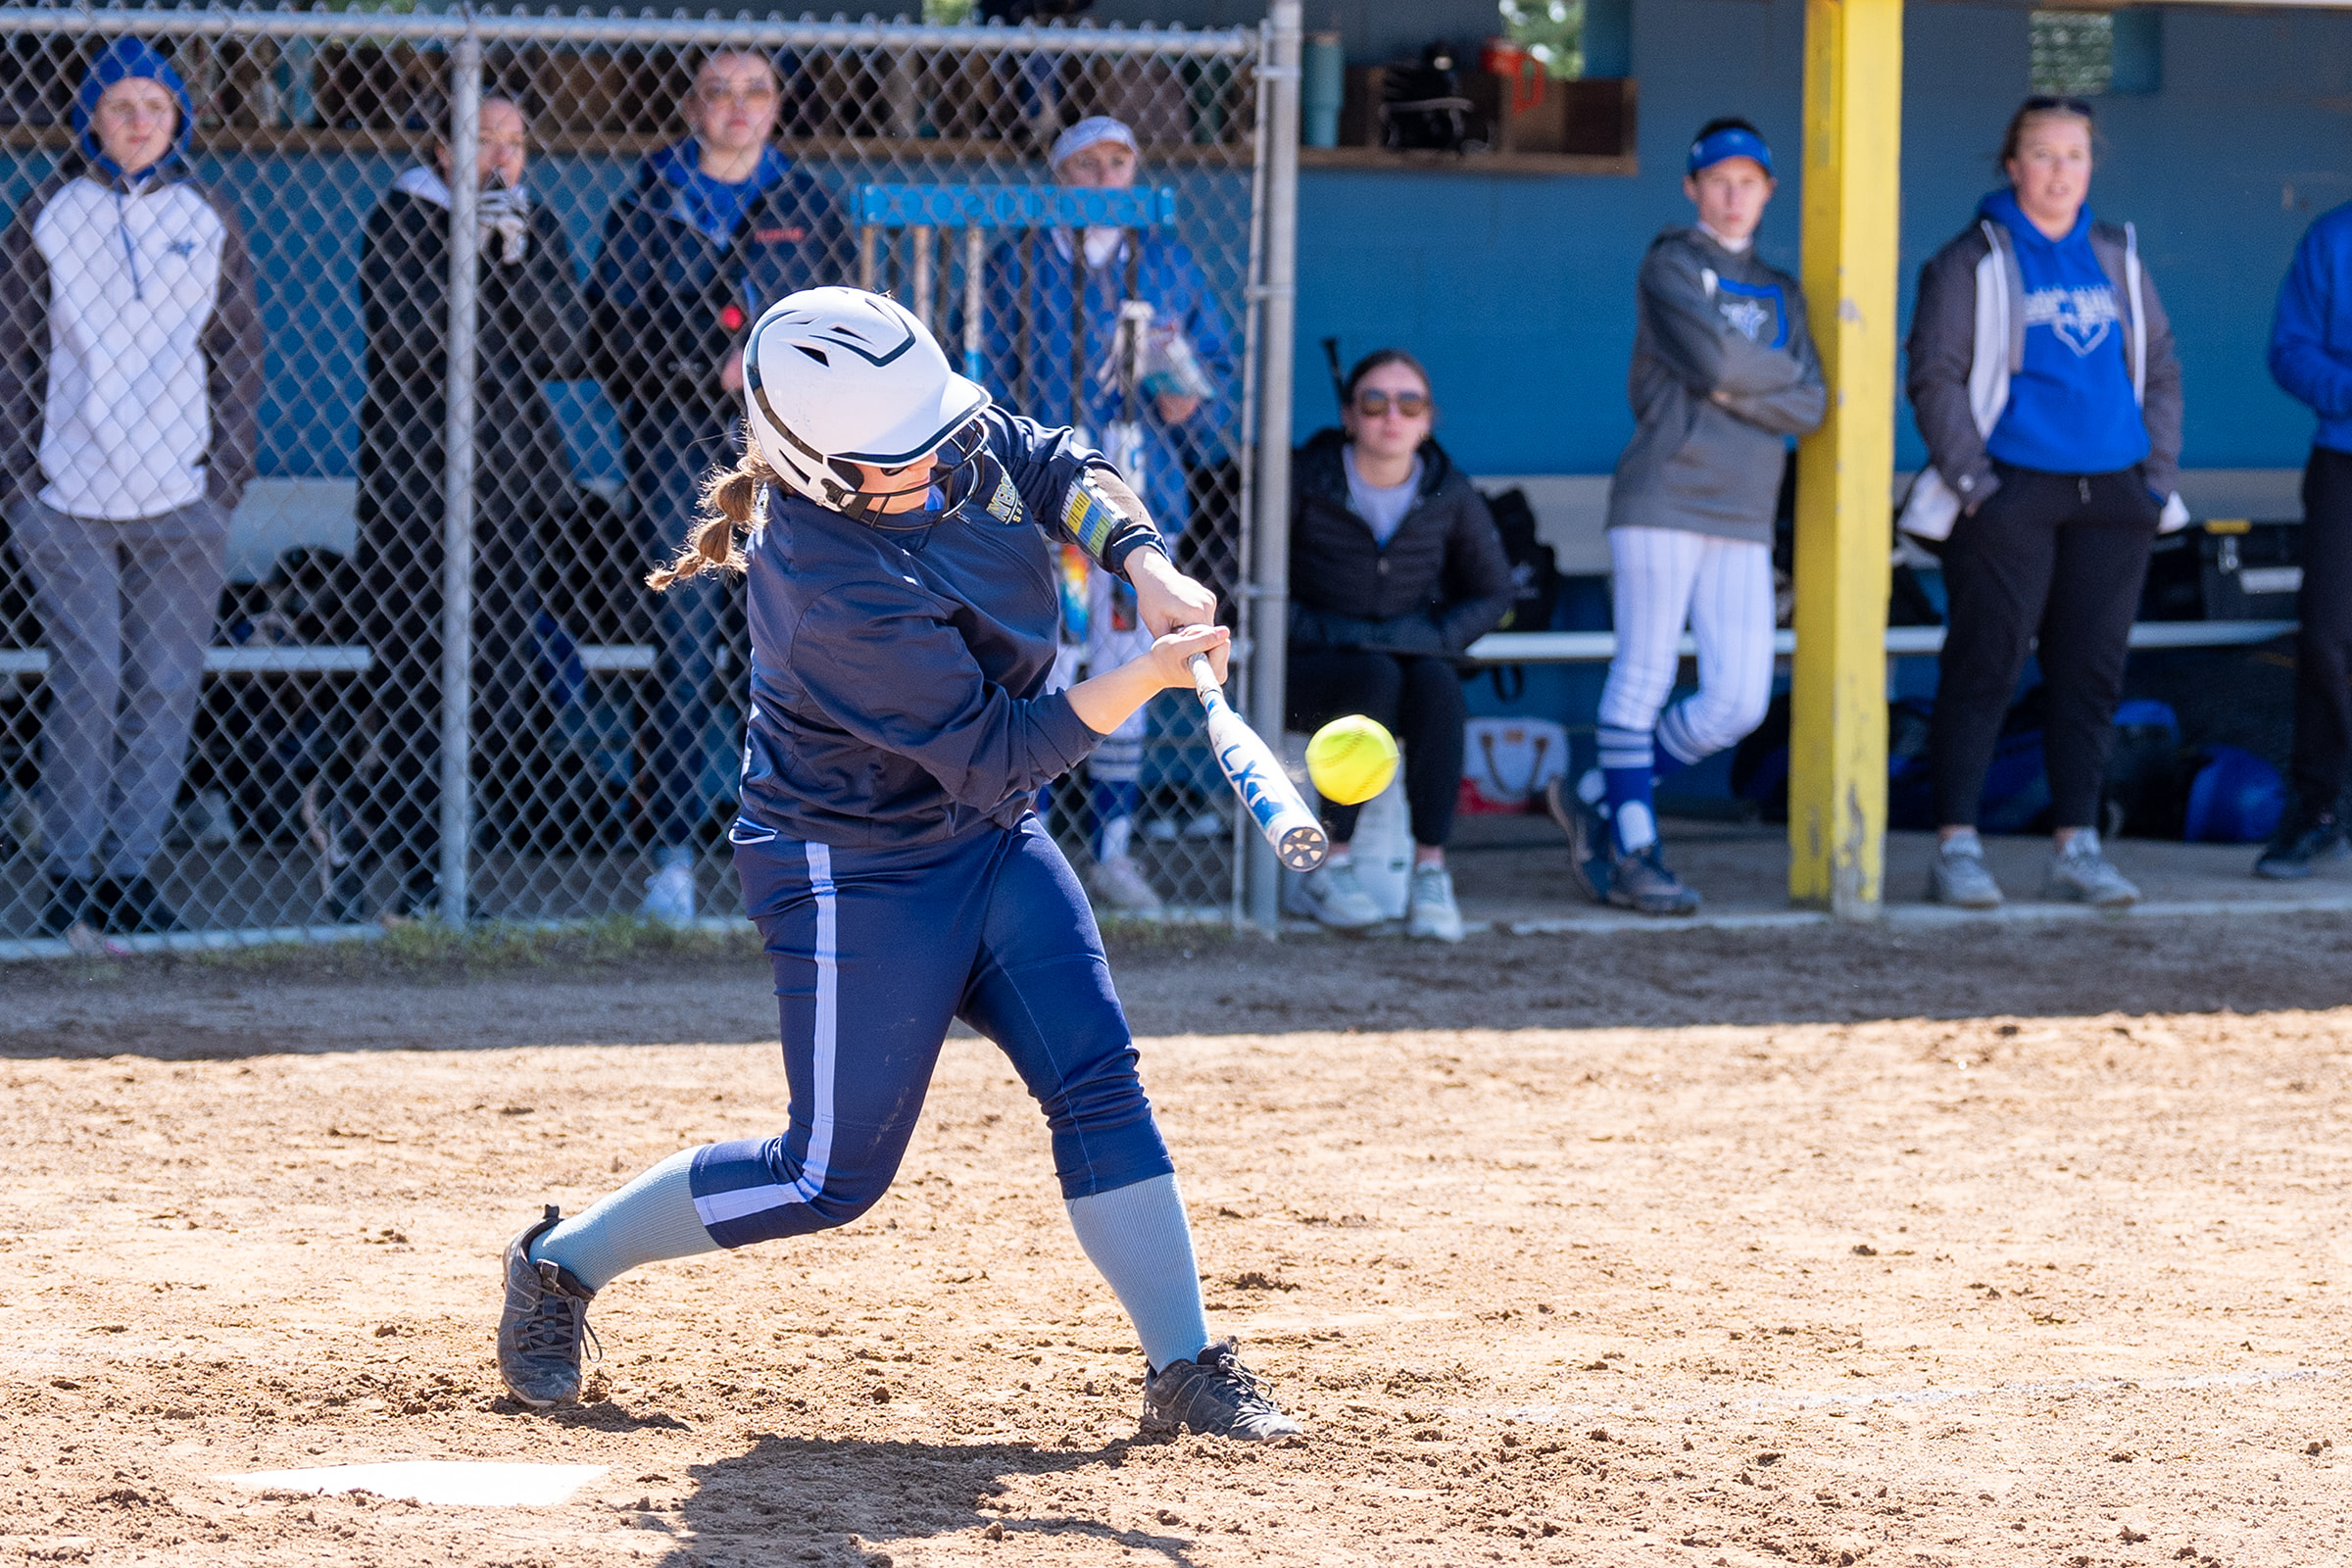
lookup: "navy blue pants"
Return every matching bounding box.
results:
[690,814,1175,1248]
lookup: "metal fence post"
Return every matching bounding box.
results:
[1245,0,1302,932]
[439,25,481,927]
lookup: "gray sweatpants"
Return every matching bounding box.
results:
[10,495,230,881]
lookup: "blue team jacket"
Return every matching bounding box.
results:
[980,229,1237,532]
[587,142,843,417]
[734,410,1163,849]
[2270,201,2352,456]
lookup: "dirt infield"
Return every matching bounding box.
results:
[4,914,2350,1567]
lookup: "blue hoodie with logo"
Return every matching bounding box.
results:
[1981,187,2150,476]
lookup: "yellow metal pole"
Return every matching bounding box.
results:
[1790,0,1902,917]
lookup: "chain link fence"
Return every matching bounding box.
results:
[0,4,1273,953]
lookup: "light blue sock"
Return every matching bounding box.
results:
[1064,1173,1211,1372]
[530,1148,720,1293]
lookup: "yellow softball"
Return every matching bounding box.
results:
[1305,714,1399,806]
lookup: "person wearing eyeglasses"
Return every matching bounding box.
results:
[1283,349,1514,942]
[981,116,1239,916]
[1900,96,2185,909]
[349,93,584,922]
[1547,119,1824,917]
[588,49,842,927]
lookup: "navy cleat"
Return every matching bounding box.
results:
[497,1204,598,1408]
[1607,843,1702,916]
[1141,1339,1302,1443]
[1544,776,1615,905]
[2254,805,2347,881]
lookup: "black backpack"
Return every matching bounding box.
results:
[1481,486,1559,635]
[1476,486,1558,702]
[1381,42,1483,153]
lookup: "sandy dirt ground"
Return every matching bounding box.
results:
[3,913,2350,1568]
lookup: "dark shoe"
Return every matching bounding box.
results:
[1141,1339,1302,1442]
[97,875,183,934]
[396,865,440,922]
[38,875,95,937]
[497,1205,598,1409]
[2254,808,2347,881]
[1607,844,1702,916]
[1544,776,1615,906]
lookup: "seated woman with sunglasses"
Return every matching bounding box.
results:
[1285,350,1514,942]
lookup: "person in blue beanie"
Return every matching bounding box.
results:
[0,38,263,937]
[1900,96,2186,910]
[587,49,842,927]
[1547,117,1824,918]
[2258,203,2352,878]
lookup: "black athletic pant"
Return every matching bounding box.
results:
[2290,445,2352,816]
[1285,648,1465,849]
[1931,465,2160,831]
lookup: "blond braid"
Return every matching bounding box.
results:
[646,444,777,591]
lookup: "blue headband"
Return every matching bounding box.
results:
[1689,125,1773,177]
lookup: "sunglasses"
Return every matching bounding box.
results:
[2021,94,2094,119]
[1352,390,1430,418]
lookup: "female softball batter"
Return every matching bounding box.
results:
[494,287,1299,1442]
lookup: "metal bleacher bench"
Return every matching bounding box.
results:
[1465,620,2299,664]
[0,643,654,679]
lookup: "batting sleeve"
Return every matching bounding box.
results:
[996,412,1167,579]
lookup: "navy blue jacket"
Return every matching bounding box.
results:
[2271,200,2352,456]
[587,142,843,417]
[736,410,1163,848]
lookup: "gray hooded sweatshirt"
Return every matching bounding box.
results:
[1606,225,1826,545]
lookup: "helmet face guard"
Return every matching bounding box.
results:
[821,411,990,514]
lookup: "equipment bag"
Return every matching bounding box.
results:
[1458,715,1569,814]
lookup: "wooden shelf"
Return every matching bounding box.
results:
[1298,145,1637,177]
[0,123,1250,165]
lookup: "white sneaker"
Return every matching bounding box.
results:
[2042,828,2140,907]
[640,861,696,927]
[1301,858,1382,931]
[1088,854,1165,915]
[1404,864,1464,942]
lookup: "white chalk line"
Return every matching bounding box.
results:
[1453,1362,2343,1424]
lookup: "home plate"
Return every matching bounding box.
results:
[227,1461,608,1507]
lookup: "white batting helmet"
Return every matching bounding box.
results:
[741,286,991,517]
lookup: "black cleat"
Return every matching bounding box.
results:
[2254,807,2347,881]
[1141,1339,1302,1443]
[1544,776,1615,905]
[496,1205,598,1408]
[1607,844,1702,916]
[98,874,183,934]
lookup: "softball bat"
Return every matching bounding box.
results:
[1188,654,1329,873]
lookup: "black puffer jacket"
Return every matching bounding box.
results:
[1286,427,1514,658]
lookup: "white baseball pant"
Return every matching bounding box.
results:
[1596,525,1776,775]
